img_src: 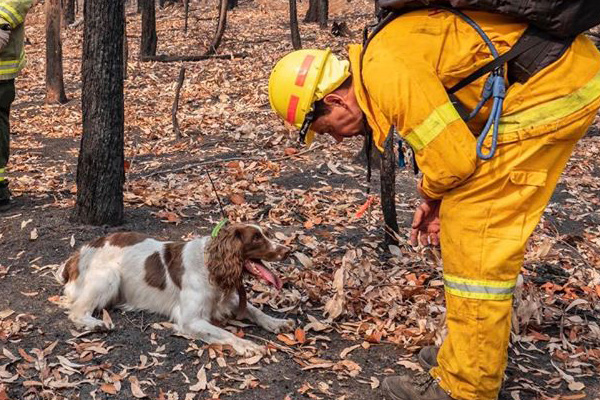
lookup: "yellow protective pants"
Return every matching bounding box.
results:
[430,101,600,400]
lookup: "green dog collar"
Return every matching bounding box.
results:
[211,218,228,238]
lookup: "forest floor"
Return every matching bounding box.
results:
[1,1,600,399]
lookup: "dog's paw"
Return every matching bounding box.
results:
[72,316,112,332]
[232,339,266,358]
[263,317,296,334]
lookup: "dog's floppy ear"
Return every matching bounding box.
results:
[206,224,244,292]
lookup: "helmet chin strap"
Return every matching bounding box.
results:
[298,105,315,144]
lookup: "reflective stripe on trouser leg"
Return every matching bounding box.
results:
[443,274,516,301]
[430,105,598,400]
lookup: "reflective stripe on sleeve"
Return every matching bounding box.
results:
[0,3,23,27]
[404,102,461,151]
[444,274,516,301]
[0,168,5,182]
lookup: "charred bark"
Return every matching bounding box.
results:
[184,0,189,33]
[45,0,68,104]
[62,0,76,25]
[304,0,318,22]
[289,0,302,50]
[380,128,399,246]
[318,0,328,28]
[305,0,328,27]
[172,65,186,138]
[206,0,228,55]
[140,0,157,57]
[123,5,128,79]
[75,0,125,226]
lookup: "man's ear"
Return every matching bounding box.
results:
[323,92,346,109]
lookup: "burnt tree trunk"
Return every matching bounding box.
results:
[140,0,157,57]
[172,65,186,138]
[304,0,318,22]
[227,0,238,10]
[289,0,301,50]
[75,0,125,226]
[45,0,68,104]
[123,5,128,79]
[380,128,399,245]
[206,0,228,55]
[62,0,76,25]
[318,0,328,28]
[184,0,189,33]
[305,0,328,26]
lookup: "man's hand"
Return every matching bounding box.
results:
[410,199,441,247]
[0,29,10,51]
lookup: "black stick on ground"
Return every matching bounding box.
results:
[140,53,247,62]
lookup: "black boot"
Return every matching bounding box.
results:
[0,183,11,212]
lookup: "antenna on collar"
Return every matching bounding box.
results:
[205,169,226,219]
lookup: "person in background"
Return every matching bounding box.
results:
[0,0,32,212]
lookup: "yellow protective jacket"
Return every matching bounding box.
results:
[0,0,32,80]
[350,9,600,200]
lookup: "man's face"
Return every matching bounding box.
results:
[309,88,364,143]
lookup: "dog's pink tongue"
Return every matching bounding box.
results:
[253,262,283,290]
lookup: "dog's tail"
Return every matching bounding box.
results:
[55,252,80,285]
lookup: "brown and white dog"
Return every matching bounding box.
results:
[56,223,295,356]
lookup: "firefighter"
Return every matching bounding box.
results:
[268,9,600,400]
[0,0,32,212]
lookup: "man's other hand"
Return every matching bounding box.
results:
[410,200,441,247]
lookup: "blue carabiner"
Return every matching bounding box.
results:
[438,6,506,160]
[476,74,505,159]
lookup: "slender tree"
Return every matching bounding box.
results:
[74,0,125,226]
[62,0,76,25]
[46,0,68,104]
[206,0,228,55]
[123,4,128,79]
[140,0,157,57]
[289,0,301,50]
[380,128,399,245]
[184,0,189,33]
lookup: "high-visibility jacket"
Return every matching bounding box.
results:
[0,0,32,80]
[350,9,600,200]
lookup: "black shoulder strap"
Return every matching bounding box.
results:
[447,26,548,94]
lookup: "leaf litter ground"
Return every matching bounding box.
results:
[1,1,600,399]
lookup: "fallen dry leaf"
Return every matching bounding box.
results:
[129,376,146,398]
